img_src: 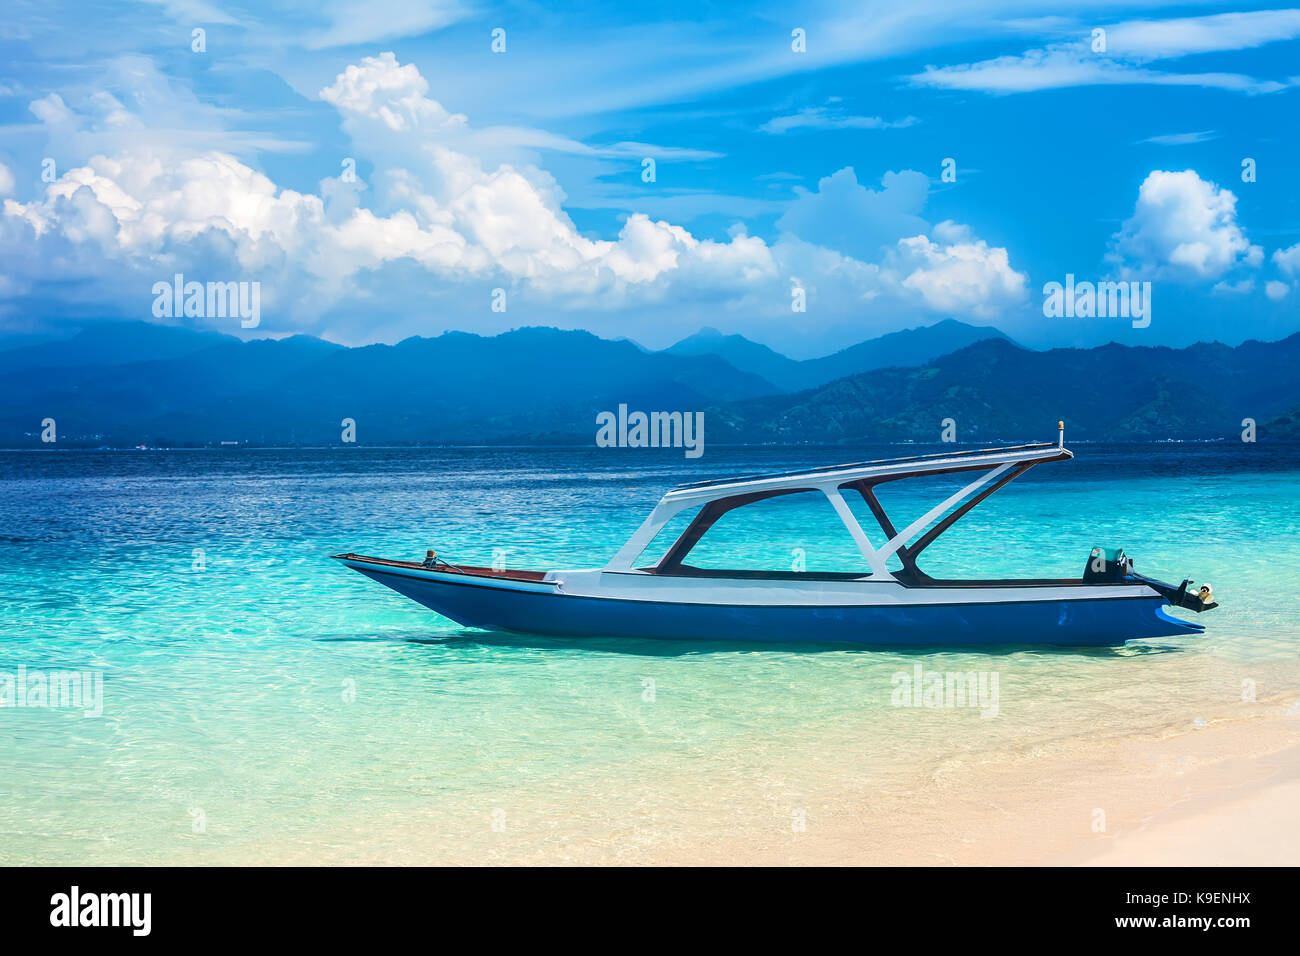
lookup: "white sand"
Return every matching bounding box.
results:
[162,702,1300,866]
[1072,752,1300,866]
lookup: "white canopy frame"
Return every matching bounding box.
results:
[603,442,1069,579]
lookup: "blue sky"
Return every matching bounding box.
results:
[0,1,1297,356]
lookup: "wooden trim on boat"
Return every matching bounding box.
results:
[333,553,551,583]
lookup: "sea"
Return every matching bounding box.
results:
[2,443,1298,864]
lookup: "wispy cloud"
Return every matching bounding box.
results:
[912,46,1287,95]
[137,0,245,27]
[1137,130,1219,146]
[464,127,723,161]
[759,107,918,135]
[0,54,315,158]
[912,10,1300,96]
[302,0,472,50]
[1106,9,1300,59]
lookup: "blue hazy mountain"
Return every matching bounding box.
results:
[664,318,1010,391]
[2,320,1296,445]
[707,335,1300,443]
[1264,403,1300,439]
[0,323,778,445]
[0,320,240,374]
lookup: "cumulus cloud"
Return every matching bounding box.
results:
[320,52,467,134]
[892,222,1028,316]
[776,167,930,262]
[3,54,762,319]
[1269,243,1300,301]
[1109,170,1261,281]
[0,52,1026,344]
[1273,242,1300,278]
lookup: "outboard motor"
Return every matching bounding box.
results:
[1082,546,1131,583]
[1083,546,1218,612]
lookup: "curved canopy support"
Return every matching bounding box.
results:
[603,441,1067,577]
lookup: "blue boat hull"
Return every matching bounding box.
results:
[352,566,1204,648]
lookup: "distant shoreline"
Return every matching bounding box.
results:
[2,438,1290,453]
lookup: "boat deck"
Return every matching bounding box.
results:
[336,553,1089,589]
[648,565,1083,586]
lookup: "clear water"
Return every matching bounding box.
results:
[2,444,1298,864]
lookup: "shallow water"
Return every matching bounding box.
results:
[2,443,1298,864]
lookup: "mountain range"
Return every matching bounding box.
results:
[707,335,1300,443]
[0,319,1295,446]
[664,318,1009,391]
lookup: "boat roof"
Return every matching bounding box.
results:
[666,441,1071,501]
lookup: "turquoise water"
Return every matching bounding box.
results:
[2,444,1299,864]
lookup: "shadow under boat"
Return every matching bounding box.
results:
[399,627,1192,659]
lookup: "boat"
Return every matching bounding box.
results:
[334,427,1219,647]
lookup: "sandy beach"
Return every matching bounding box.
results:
[223,697,1300,867]
[779,703,1300,867]
[739,702,1300,867]
[1070,726,1300,866]
[541,700,1300,867]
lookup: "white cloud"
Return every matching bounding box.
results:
[892,222,1028,317]
[912,47,1284,95]
[319,52,467,133]
[759,108,918,134]
[21,56,312,158]
[0,162,14,197]
[319,52,720,172]
[1269,245,1300,303]
[1273,242,1300,277]
[1105,10,1300,59]
[137,0,244,28]
[304,1,471,50]
[911,12,1300,96]
[776,167,930,262]
[0,53,1026,345]
[1212,278,1254,295]
[1137,131,1218,146]
[1109,170,1261,281]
